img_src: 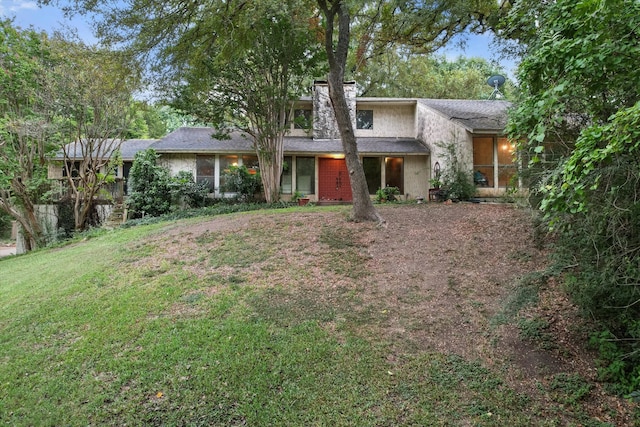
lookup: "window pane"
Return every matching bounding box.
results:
[220,155,238,190]
[281,156,292,194]
[473,137,494,187]
[363,157,381,194]
[296,157,315,194]
[196,155,215,193]
[497,138,515,165]
[356,110,373,129]
[473,137,494,166]
[385,157,404,194]
[293,109,312,129]
[242,155,260,169]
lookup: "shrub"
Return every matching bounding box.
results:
[220,165,262,202]
[126,149,173,218]
[437,140,476,201]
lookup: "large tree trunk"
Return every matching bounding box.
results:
[257,136,284,204]
[326,73,381,222]
[321,0,383,223]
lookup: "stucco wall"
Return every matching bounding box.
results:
[403,155,430,200]
[355,103,416,138]
[416,103,473,186]
[159,154,196,177]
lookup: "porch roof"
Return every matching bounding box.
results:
[151,127,429,156]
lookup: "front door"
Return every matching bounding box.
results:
[318,158,352,201]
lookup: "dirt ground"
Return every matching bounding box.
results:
[367,203,635,424]
[160,202,636,424]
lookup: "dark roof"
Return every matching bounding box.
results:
[119,139,158,159]
[52,138,157,160]
[150,127,429,155]
[285,137,428,155]
[150,127,254,153]
[419,99,512,133]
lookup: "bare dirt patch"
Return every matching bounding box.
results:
[135,203,636,424]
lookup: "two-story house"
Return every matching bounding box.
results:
[49,81,514,205]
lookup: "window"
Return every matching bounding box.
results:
[473,136,517,188]
[363,157,382,194]
[473,137,494,187]
[296,157,315,194]
[196,155,215,193]
[281,156,292,194]
[62,161,81,178]
[293,109,312,129]
[220,155,238,190]
[356,110,373,130]
[385,157,404,194]
[497,138,515,187]
[242,155,260,176]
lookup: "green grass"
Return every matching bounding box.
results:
[0,207,626,425]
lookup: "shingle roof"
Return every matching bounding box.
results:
[52,138,157,160]
[150,127,429,155]
[419,99,512,132]
[150,127,254,153]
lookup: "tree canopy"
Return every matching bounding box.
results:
[0,20,55,250]
[499,0,640,393]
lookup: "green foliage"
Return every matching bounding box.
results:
[437,140,476,201]
[126,149,173,217]
[220,165,263,202]
[0,20,57,249]
[499,0,640,393]
[356,54,513,99]
[170,170,210,209]
[375,186,400,202]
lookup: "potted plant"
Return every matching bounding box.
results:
[429,177,442,189]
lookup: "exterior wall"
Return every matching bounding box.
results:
[403,155,430,200]
[416,103,473,188]
[313,82,356,139]
[48,162,64,179]
[159,154,196,177]
[355,102,416,138]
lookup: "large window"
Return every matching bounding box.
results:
[281,156,292,194]
[497,137,517,187]
[356,110,373,130]
[196,155,215,193]
[473,137,494,187]
[296,157,315,195]
[363,157,382,194]
[385,157,404,194]
[473,137,517,188]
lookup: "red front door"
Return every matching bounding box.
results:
[318,158,352,201]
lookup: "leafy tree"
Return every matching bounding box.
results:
[54,0,325,204]
[44,36,142,231]
[356,53,512,99]
[317,0,498,221]
[0,20,55,251]
[499,0,640,391]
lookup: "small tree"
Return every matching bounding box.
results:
[126,149,172,218]
[45,36,141,230]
